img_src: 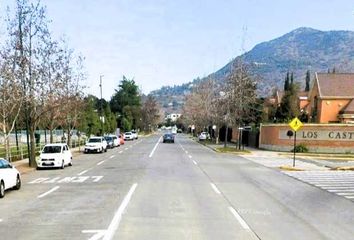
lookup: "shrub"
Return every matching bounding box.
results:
[291,143,308,153]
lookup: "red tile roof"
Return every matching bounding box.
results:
[316,73,354,98]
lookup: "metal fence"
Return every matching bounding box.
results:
[0,130,87,162]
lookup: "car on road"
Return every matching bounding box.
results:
[37,143,73,169]
[124,132,134,141]
[198,132,210,141]
[131,130,138,139]
[84,136,107,153]
[104,136,114,149]
[0,158,21,198]
[163,133,175,143]
[111,135,120,147]
[118,134,125,145]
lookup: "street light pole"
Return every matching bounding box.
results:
[99,75,104,135]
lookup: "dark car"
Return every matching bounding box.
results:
[163,133,175,143]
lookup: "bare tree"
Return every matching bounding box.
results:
[141,95,161,133]
[0,47,23,160]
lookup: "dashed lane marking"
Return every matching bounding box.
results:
[188,155,192,159]
[78,169,89,176]
[119,151,123,154]
[97,160,105,166]
[38,186,60,199]
[109,155,115,159]
[193,160,198,165]
[229,207,251,230]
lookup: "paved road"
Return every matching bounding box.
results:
[1,134,354,240]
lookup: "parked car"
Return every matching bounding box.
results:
[124,132,134,141]
[163,133,175,143]
[131,130,138,139]
[198,132,210,141]
[118,134,125,145]
[104,136,114,149]
[37,143,73,169]
[84,136,107,153]
[111,135,120,147]
[0,158,21,198]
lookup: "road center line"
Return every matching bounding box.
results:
[149,137,162,158]
[229,207,251,230]
[103,183,138,240]
[97,160,105,166]
[38,186,60,199]
[109,155,115,159]
[210,183,221,194]
[78,169,90,176]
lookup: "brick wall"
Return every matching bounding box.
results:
[260,123,354,153]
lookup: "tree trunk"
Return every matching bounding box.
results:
[29,128,37,168]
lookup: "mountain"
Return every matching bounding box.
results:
[151,27,354,112]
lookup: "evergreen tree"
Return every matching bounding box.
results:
[290,72,294,89]
[305,70,310,91]
[284,72,290,91]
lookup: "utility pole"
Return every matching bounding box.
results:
[99,75,104,135]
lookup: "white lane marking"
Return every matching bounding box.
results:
[346,196,354,199]
[78,169,89,176]
[119,151,123,154]
[185,151,188,154]
[188,155,192,159]
[110,155,115,159]
[38,186,60,199]
[193,160,198,165]
[149,137,162,158]
[28,178,50,184]
[82,229,106,240]
[97,160,105,166]
[92,176,104,182]
[124,148,128,150]
[0,219,3,222]
[210,183,221,195]
[229,207,251,230]
[129,146,133,148]
[103,183,138,240]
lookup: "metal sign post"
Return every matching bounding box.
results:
[289,117,303,167]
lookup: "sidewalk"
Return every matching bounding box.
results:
[200,141,354,171]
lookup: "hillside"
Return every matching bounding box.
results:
[151,27,354,112]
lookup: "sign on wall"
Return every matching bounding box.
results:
[280,130,354,141]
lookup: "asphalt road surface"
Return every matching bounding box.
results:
[1,134,354,240]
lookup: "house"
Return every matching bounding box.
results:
[307,73,354,123]
[165,113,182,122]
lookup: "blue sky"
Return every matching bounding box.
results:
[1,0,354,99]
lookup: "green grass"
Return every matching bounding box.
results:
[215,147,251,154]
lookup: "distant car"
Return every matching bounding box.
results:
[84,136,107,153]
[37,143,73,169]
[198,132,210,141]
[104,136,114,149]
[0,158,21,198]
[131,130,138,139]
[163,133,175,143]
[124,132,134,141]
[118,135,125,145]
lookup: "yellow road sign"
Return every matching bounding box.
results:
[289,117,303,132]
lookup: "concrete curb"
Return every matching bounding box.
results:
[279,166,305,171]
